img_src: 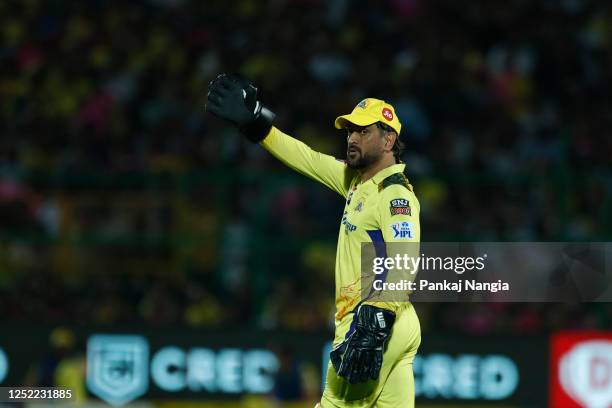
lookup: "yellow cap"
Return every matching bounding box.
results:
[334,98,401,135]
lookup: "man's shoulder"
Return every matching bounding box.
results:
[377,171,413,194]
[375,171,419,211]
[379,173,408,191]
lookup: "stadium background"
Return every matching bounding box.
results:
[0,0,611,407]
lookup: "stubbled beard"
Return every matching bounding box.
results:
[346,150,379,169]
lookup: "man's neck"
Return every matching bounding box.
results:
[359,155,397,183]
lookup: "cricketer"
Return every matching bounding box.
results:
[207,73,421,408]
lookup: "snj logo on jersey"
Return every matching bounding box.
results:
[391,221,412,239]
[382,107,393,121]
[341,212,357,234]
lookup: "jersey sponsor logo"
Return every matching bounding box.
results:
[355,201,363,212]
[341,212,357,234]
[390,198,411,216]
[382,107,393,121]
[391,221,413,239]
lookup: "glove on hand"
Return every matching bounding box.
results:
[330,304,395,384]
[206,73,275,143]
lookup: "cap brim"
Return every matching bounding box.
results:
[334,113,378,130]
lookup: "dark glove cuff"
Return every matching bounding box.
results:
[239,105,275,143]
[355,304,396,335]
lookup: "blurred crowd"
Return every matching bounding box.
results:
[1,0,611,332]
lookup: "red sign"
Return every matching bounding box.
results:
[550,331,612,408]
[382,107,393,121]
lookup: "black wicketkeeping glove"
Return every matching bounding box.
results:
[206,73,275,143]
[330,304,395,384]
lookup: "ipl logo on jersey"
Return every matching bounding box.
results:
[391,221,413,239]
[87,335,149,406]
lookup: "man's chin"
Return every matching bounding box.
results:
[346,158,363,169]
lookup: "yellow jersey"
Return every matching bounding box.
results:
[261,127,420,322]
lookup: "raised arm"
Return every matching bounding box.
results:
[261,127,354,197]
[206,73,354,197]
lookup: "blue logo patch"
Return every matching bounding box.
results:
[391,221,413,239]
[357,99,367,109]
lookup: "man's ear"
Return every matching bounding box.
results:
[384,132,398,152]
